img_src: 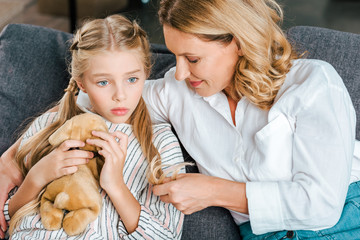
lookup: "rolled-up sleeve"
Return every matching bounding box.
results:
[246,61,356,234]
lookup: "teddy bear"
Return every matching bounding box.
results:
[40,113,108,236]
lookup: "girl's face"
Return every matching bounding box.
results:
[77,50,146,124]
[163,24,242,97]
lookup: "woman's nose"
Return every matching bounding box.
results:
[175,57,190,81]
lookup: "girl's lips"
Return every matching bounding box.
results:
[111,108,129,116]
[189,80,203,88]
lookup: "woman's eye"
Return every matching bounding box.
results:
[97,80,109,86]
[186,57,199,63]
[128,77,138,83]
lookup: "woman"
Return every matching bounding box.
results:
[144,0,359,238]
[2,0,360,239]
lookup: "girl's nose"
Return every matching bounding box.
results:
[174,57,191,81]
[112,87,126,102]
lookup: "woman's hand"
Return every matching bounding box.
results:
[152,173,216,214]
[0,138,23,238]
[152,173,248,215]
[87,131,128,192]
[27,140,94,190]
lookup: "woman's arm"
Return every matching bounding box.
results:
[153,173,248,215]
[8,140,93,217]
[0,138,23,238]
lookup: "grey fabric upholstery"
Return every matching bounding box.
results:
[287,26,360,139]
[0,24,72,154]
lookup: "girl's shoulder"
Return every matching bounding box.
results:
[151,123,180,146]
[23,112,59,138]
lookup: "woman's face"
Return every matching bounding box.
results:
[163,24,242,97]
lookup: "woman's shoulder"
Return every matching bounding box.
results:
[272,58,349,113]
[277,58,344,98]
[288,58,340,84]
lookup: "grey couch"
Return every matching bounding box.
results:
[0,24,359,239]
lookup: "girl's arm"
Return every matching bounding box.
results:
[88,130,141,234]
[91,126,186,239]
[8,140,93,217]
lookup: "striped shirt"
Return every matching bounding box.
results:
[4,112,185,239]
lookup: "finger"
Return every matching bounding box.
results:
[86,138,113,154]
[112,131,128,151]
[64,149,94,160]
[63,157,89,167]
[152,182,172,196]
[159,194,171,203]
[0,228,4,239]
[0,196,7,233]
[60,166,78,176]
[0,213,6,236]
[58,140,85,151]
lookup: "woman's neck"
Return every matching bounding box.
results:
[223,88,239,126]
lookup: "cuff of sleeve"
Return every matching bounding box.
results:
[117,206,151,239]
[4,198,11,223]
[246,182,284,234]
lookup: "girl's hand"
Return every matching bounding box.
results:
[27,140,94,190]
[87,131,128,192]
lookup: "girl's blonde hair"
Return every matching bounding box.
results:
[159,0,298,110]
[10,14,167,233]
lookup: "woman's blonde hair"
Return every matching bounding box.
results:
[10,14,167,233]
[159,0,298,109]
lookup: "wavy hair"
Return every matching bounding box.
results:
[10,14,170,234]
[159,0,299,109]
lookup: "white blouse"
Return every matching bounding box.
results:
[79,59,360,235]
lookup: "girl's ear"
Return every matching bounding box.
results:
[76,80,87,93]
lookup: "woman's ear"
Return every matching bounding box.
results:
[76,80,87,93]
[237,47,243,57]
[232,37,244,57]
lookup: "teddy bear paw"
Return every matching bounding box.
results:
[62,210,93,236]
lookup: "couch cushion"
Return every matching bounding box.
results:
[286,26,360,139]
[0,24,72,154]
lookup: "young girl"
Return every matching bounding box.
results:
[3,14,185,239]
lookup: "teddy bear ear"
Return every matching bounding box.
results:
[49,118,74,146]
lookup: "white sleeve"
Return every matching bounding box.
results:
[143,69,177,124]
[246,62,356,234]
[117,125,185,239]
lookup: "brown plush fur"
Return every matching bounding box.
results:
[40,113,108,236]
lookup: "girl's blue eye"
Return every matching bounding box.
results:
[97,80,109,86]
[128,77,138,83]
